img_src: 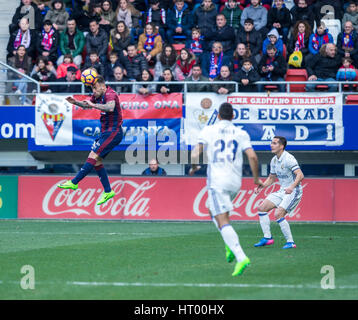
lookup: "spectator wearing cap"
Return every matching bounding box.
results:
[54,65,81,93]
[44,0,69,32]
[192,0,218,37]
[236,18,263,64]
[36,19,60,65]
[240,0,268,37]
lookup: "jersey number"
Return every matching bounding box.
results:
[213,139,239,162]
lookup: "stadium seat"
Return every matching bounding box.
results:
[342,69,358,92]
[285,69,308,92]
[321,19,341,44]
[173,43,185,55]
[345,94,358,104]
[282,44,287,60]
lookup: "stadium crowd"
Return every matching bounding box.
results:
[5,0,358,103]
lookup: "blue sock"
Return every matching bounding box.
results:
[95,164,111,193]
[72,158,96,185]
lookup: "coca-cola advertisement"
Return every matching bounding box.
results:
[18,176,358,221]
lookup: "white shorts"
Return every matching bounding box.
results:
[207,188,237,216]
[266,187,303,213]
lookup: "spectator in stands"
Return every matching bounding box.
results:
[109,21,132,57]
[54,65,82,93]
[222,0,242,30]
[186,64,210,92]
[306,43,341,92]
[192,0,218,37]
[142,158,167,176]
[263,28,284,56]
[58,18,85,68]
[231,42,256,74]
[115,0,133,30]
[7,45,33,105]
[201,41,231,80]
[185,27,205,63]
[336,57,357,91]
[287,20,311,66]
[234,57,260,92]
[44,0,69,32]
[103,51,123,81]
[154,43,177,80]
[100,0,117,33]
[174,48,196,80]
[144,0,167,41]
[127,0,147,12]
[10,0,43,33]
[307,21,333,62]
[56,54,81,79]
[166,0,193,44]
[122,44,149,80]
[135,69,157,95]
[267,0,291,43]
[258,44,287,92]
[290,0,315,32]
[212,64,235,94]
[88,2,103,25]
[30,55,57,92]
[112,66,131,93]
[313,0,343,27]
[236,18,262,64]
[85,18,109,63]
[83,51,105,75]
[205,14,236,56]
[71,1,91,32]
[137,22,163,64]
[337,21,358,68]
[343,1,358,33]
[157,68,183,93]
[240,0,268,36]
[127,0,145,39]
[36,20,60,65]
[7,17,37,60]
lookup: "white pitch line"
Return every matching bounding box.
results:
[67,281,358,290]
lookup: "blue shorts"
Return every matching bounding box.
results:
[91,128,123,159]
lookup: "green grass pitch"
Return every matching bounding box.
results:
[0,220,357,300]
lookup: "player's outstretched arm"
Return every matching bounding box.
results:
[86,100,115,112]
[245,148,263,187]
[65,96,92,109]
[189,143,203,176]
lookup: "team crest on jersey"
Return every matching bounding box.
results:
[41,103,65,141]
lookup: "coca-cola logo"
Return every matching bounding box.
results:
[43,179,156,217]
[193,182,307,219]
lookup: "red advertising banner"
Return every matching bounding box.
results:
[72,93,183,120]
[18,176,358,221]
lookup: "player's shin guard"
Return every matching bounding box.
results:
[220,224,247,262]
[95,164,111,193]
[258,212,272,238]
[277,217,294,243]
[72,158,97,185]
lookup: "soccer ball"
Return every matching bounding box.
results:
[81,68,98,86]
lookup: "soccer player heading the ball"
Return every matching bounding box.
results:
[189,102,263,276]
[254,136,304,249]
[58,75,123,206]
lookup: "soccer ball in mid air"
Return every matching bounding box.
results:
[81,68,98,86]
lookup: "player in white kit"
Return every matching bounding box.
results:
[190,102,263,276]
[254,136,304,249]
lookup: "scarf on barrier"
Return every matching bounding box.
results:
[342,32,354,49]
[209,52,223,79]
[144,33,157,51]
[14,29,31,49]
[146,8,166,24]
[295,32,305,51]
[41,28,55,51]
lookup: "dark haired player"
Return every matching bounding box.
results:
[254,136,304,249]
[189,102,263,276]
[58,76,123,205]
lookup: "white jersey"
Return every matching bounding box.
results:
[197,120,252,192]
[270,150,302,191]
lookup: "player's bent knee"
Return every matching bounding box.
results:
[275,208,286,220]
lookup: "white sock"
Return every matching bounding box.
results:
[220,224,247,262]
[277,218,294,243]
[258,212,272,238]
